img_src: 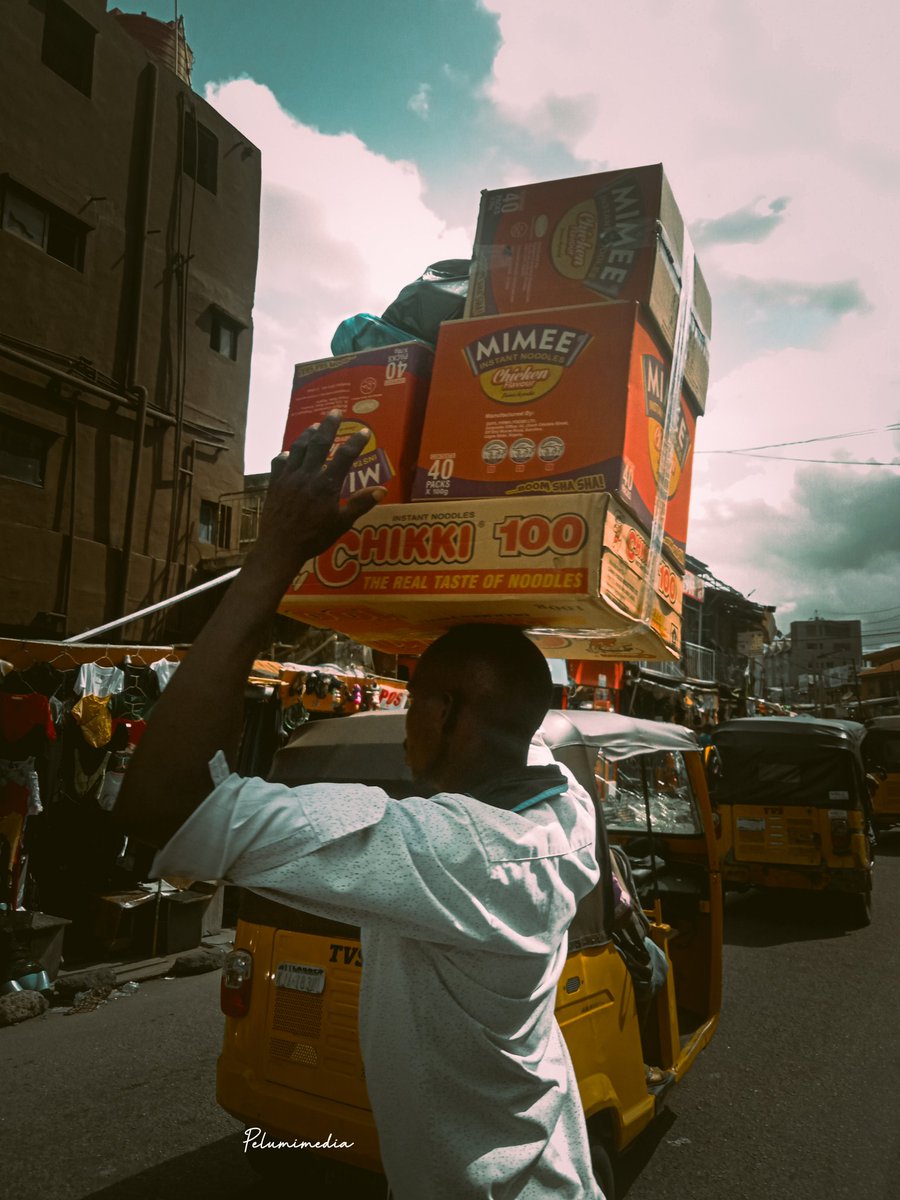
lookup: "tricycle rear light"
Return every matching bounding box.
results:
[830,816,852,856]
[220,949,253,1018]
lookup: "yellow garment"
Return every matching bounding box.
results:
[0,812,25,863]
[72,694,113,748]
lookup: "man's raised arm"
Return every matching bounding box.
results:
[114,413,384,848]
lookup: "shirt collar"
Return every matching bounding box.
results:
[468,764,569,814]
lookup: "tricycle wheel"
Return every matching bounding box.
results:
[843,889,872,928]
[589,1137,616,1200]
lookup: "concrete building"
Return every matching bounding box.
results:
[790,618,863,695]
[624,556,778,722]
[857,643,900,714]
[0,0,260,642]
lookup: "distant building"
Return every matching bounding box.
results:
[625,555,778,722]
[762,634,793,703]
[865,644,900,669]
[0,0,260,641]
[790,619,863,692]
[857,643,900,714]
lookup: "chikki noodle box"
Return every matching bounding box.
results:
[282,341,434,505]
[465,163,712,411]
[278,493,682,662]
[411,302,698,566]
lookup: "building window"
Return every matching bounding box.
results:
[42,0,96,96]
[210,312,241,360]
[218,503,233,549]
[1,180,87,270]
[0,415,53,486]
[183,113,218,194]
[199,500,233,549]
[199,500,218,545]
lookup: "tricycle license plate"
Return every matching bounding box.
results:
[275,963,325,994]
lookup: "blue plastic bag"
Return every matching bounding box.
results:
[330,313,419,357]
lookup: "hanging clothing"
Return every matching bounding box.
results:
[111,717,148,746]
[150,659,180,691]
[75,663,125,699]
[20,661,73,701]
[0,693,56,744]
[0,757,42,816]
[72,695,114,749]
[110,665,160,720]
[72,746,111,802]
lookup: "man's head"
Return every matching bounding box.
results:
[404,624,553,794]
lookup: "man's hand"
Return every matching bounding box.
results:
[114,411,385,847]
[248,411,386,589]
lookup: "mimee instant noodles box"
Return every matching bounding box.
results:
[410,302,698,567]
[283,341,433,505]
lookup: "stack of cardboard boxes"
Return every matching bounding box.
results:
[278,164,711,661]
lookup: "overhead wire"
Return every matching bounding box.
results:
[705,453,898,465]
[818,604,900,616]
[696,422,899,455]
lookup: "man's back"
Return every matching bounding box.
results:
[358,785,601,1198]
[153,762,602,1198]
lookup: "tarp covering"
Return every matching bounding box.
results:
[712,718,866,809]
[863,720,900,771]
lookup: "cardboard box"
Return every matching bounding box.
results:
[283,342,433,505]
[411,302,697,564]
[465,164,711,410]
[278,493,682,661]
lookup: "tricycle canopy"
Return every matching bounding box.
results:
[711,717,868,809]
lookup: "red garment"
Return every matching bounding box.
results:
[0,779,28,818]
[111,717,148,746]
[0,693,56,743]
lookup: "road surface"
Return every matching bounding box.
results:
[2,829,898,1199]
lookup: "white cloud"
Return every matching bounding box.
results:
[480,0,900,619]
[408,83,431,119]
[204,79,471,471]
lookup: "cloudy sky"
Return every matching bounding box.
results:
[131,0,899,651]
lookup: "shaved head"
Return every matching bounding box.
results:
[413,624,553,744]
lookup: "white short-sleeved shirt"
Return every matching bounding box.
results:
[152,743,604,1200]
[74,662,125,698]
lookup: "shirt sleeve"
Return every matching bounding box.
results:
[151,764,506,948]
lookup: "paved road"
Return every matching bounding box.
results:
[2,831,899,1200]
[0,969,383,1200]
[618,827,900,1200]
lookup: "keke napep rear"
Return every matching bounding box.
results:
[863,716,900,836]
[710,717,874,925]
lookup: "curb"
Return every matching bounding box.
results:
[55,932,235,987]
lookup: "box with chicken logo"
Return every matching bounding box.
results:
[410,301,698,566]
[277,492,682,662]
[282,342,433,505]
[465,163,711,410]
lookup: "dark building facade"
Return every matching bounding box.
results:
[0,0,260,641]
[789,618,863,688]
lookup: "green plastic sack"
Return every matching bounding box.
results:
[381,259,470,345]
[330,313,419,357]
